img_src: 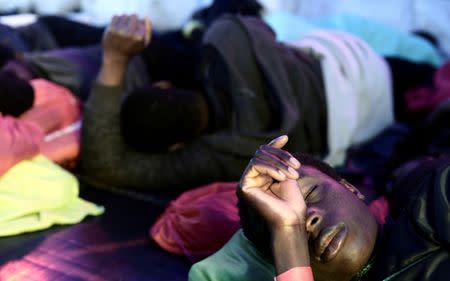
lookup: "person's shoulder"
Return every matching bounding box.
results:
[189,230,275,281]
[389,157,450,212]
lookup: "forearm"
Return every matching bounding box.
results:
[271,226,310,275]
[97,55,129,87]
[79,83,237,192]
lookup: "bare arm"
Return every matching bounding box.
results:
[98,14,151,86]
[238,136,311,278]
[80,15,248,192]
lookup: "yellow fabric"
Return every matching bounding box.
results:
[0,155,104,237]
[182,20,204,39]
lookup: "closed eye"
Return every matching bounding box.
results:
[305,184,318,201]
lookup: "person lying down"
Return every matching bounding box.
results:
[190,135,450,281]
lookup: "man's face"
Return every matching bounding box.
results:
[297,165,378,281]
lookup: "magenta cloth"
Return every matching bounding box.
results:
[151,181,390,262]
[0,115,43,176]
[369,196,390,225]
[405,63,450,119]
[150,182,240,261]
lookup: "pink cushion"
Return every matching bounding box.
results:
[20,79,82,165]
[0,115,43,176]
[150,182,240,261]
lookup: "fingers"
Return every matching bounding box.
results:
[241,135,300,184]
[250,158,287,182]
[116,15,129,35]
[261,144,300,168]
[255,147,299,179]
[143,16,152,45]
[109,14,145,41]
[268,135,289,149]
[110,15,120,30]
[267,135,300,167]
[273,180,307,208]
[281,180,307,221]
[127,15,139,39]
[240,135,302,194]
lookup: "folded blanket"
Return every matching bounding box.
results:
[288,30,393,166]
[265,12,443,67]
[0,155,104,237]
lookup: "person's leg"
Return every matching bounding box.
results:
[15,21,58,51]
[25,46,102,101]
[36,16,105,47]
[0,23,30,52]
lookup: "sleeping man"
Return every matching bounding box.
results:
[190,135,450,281]
[79,13,394,193]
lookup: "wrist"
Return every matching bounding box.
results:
[276,267,313,281]
[271,225,310,275]
[102,52,130,67]
[98,57,128,87]
[270,222,306,234]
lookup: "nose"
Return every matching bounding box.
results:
[305,209,324,238]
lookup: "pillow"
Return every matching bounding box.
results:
[151,182,240,262]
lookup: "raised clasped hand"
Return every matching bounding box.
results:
[102,14,152,64]
[238,135,307,230]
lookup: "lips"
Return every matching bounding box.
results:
[314,223,348,263]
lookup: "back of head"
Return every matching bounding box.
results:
[193,0,264,27]
[0,70,35,117]
[121,86,208,153]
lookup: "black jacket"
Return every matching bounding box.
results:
[366,157,450,281]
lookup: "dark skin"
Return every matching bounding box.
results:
[99,14,210,149]
[99,14,151,87]
[239,135,378,281]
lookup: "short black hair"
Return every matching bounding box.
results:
[120,86,208,153]
[192,0,264,27]
[238,152,343,259]
[292,152,343,182]
[0,69,34,117]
